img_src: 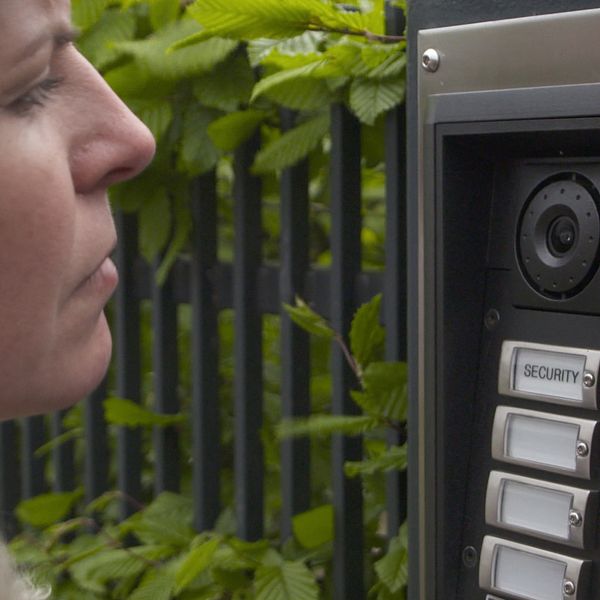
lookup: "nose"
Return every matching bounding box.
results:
[69,53,156,194]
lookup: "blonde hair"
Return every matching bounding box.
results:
[0,543,50,600]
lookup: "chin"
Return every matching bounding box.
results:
[0,312,114,421]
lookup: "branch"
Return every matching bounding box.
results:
[306,25,405,43]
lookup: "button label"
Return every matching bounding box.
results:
[513,348,585,402]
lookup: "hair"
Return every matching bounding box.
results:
[0,543,50,600]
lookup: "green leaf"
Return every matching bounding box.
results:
[149,0,181,31]
[261,77,333,112]
[254,561,319,600]
[344,445,407,477]
[252,113,329,174]
[129,98,173,141]
[350,294,384,371]
[282,297,334,339]
[277,415,379,439]
[122,493,195,547]
[130,567,177,600]
[250,59,327,103]
[71,0,111,30]
[374,530,408,593]
[349,77,405,125]
[177,105,221,176]
[16,490,83,528]
[292,505,333,549]
[187,0,323,41]
[175,537,221,592]
[155,191,194,285]
[248,32,324,67]
[138,187,171,264]
[193,52,255,112]
[351,362,407,421]
[33,427,83,458]
[76,8,137,70]
[115,20,238,80]
[207,110,266,152]
[104,397,185,428]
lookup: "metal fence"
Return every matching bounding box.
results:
[0,12,406,600]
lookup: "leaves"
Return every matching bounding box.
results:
[374,528,408,594]
[104,397,185,428]
[278,414,379,438]
[207,110,266,151]
[292,505,334,549]
[175,537,221,592]
[283,297,335,339]
[254,561,319,600]
[344,445,407,477]
[252,113,330,174]
[349,77,405,125]
[350,293,385,371]
[16,490,83,528]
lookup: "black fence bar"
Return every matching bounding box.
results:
[190,173,221,531]
[152,259,180,494]
[114,211,143,517]
[384,2,408,538]
[0,421,19,536]
[21,416,47,499]
[233,133,264,541]
[329,104,364,600]
[84,379,109,503]
[51,411,75,493]
[279,110,311,540]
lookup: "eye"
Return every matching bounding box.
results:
[8,77,64,116]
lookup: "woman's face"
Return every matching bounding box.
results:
[0,0,155,419]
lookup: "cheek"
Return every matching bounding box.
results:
[0,127,75,365]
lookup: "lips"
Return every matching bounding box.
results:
[75,244,119,299]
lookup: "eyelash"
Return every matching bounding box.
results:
[9,77,64,116]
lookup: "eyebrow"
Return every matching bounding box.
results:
[17,24,80,62]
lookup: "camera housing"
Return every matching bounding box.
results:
[517,173,600,299]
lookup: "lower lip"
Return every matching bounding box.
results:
[80,257,119,297]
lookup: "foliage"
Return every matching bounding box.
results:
[11,295,407,599]
[70,0,405,273]
[9,1,408,598]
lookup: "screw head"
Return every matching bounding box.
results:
[583,371,596,387]
[568,510,582,527]
[576,441,589,457]
[461,546,478,568]
[484,309,500,330]
[422,48,440,72]
[563,579,576,595]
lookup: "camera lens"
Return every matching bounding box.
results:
[547,216,577,256]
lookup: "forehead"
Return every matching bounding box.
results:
[0,0,71,56]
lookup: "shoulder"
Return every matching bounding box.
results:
[0,542,50,600]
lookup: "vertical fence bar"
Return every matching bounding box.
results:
[51,411,75,492]
[330,103,364,599]
[21,417,47,499]
[233,133,264,541]
[190,173,220,531]
[115,211,142,518]
[0,422,19,536]
[84,379,109,503]
[279,110,311,540]
[152,261,180,494]
[384,1,408,538]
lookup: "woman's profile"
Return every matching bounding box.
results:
[0,0,156,596]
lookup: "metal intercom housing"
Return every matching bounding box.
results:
[413,7,600,600]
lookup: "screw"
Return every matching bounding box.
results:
[461,546,478,568]
[422,48,440,72]
[583,371,596,387]
[576,441,589,457]
[484,309,500,330]
[563,579,576,595]
[568,510,582,527]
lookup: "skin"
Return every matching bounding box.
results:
[0,0,155,419]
